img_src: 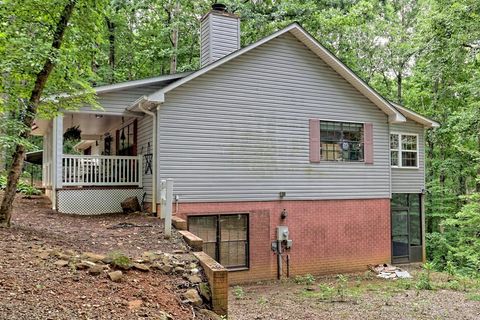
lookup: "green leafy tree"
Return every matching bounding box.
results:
[0,0,105,227]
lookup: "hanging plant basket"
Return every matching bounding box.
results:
[63,126,82,141]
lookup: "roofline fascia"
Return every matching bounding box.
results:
[44,72,192,103]
[391,103,440,128]
[94,71,192,94]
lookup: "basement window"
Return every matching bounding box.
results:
[188,214,249,269]
[390,133,418,168]
[320,121,364,161]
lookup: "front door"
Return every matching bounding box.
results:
[391,193,423,263]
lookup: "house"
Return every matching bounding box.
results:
[32,4,439,284]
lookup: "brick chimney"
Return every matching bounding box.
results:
[200,3,240,67]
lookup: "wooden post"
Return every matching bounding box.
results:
[164,178,173,239]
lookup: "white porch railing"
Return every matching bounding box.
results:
[62,155,143,187]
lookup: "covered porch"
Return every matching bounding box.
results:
[33,112,146,214]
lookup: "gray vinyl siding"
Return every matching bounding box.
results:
[157,33,391,202]
[200,13,240,67]
[390,120,425,193]
[200,15,211,68]
[138,115,153,201]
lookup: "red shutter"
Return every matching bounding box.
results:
[309,119,320,163]
[364,123,374,165]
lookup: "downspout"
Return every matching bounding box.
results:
[138,98,157,215]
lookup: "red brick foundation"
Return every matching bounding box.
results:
[175,199,391,285]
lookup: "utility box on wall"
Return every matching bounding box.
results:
[277,226,289,241]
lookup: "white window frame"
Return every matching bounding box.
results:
[390,133,419,169]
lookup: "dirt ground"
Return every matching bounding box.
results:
[229,270,480,320]
[0,194,198,320]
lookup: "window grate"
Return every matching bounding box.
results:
[188,214,249,269]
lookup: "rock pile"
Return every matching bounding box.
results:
[36,248,214,312]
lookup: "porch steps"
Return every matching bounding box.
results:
[172,216,187,230]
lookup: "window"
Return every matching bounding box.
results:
[188,214,249,269]
[390,133,418,167]
[320,121,364,161]
[117,120,137,156]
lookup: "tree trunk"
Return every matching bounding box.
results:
[170,26,178,74]
[169,0,180,75]
[396,72,402,104]
[106,18,116,82]
[0,0,77,228]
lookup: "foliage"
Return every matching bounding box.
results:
[294,274,316,286]
[316,283,335,301]
[441,194,480,276]
[108,251,132,269]
[467,293,480,302]
[335,274,349,301]
[63,126,82,141]
[257,296,268,306]
[233,285,246,300]
[416,263,434,290]
[0,174,40,195]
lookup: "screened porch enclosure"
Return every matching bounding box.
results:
[391,193,423,263]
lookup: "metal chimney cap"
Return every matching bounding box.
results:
[212,3,227,12]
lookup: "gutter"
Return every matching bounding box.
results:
[137,96,158,215]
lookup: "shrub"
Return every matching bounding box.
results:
[0,174,41,195]
[108,252,132,270]
[335,274,348,301]
[294,274,316,286]
[317,283,335,301]
[233,285,245,299]
[416,262,434,290]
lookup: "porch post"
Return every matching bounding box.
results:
[51,115,63,210]
[138,155,143,188]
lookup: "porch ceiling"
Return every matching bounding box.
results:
[63,113,128,136]
[32,113,136,137]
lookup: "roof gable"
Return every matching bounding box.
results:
[147,23,406,123]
